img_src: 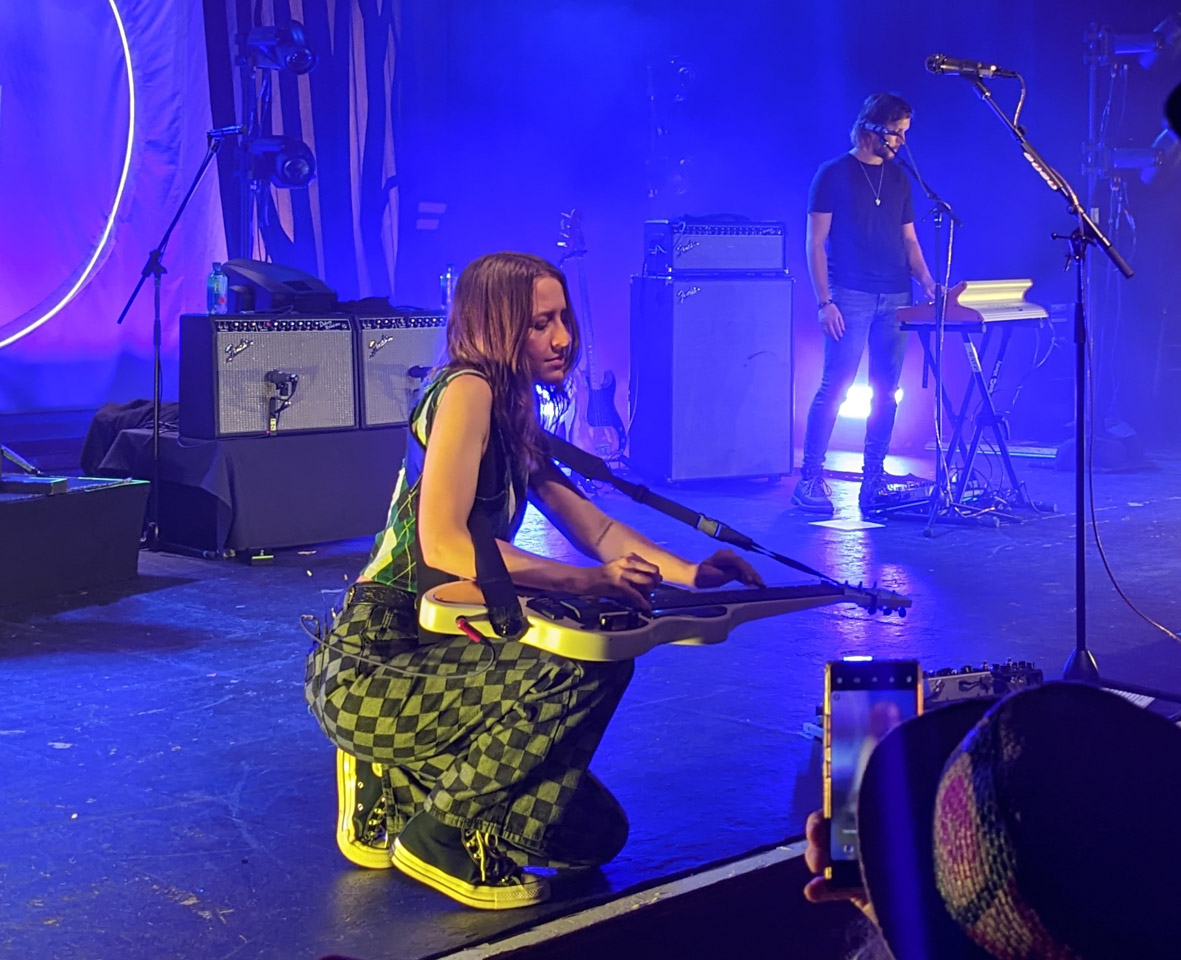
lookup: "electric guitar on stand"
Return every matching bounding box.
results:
[557,209,628,463]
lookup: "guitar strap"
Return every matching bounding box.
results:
[543,430,840,586]
[468,506,528,641]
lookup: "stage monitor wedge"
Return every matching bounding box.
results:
[222,259,339,314]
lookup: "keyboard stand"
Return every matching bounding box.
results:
[904,320,1053,514]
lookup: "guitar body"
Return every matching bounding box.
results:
[419,581,911,662]
[557,209,628,464]
[574,368,627,461]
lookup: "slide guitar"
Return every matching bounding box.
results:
[419,581,911,662]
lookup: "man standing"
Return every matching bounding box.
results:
[792,92,936,515]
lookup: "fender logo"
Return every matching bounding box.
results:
[224,338,253,363]
[368,335,396,358]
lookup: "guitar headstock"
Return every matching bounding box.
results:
[557,209,587,266]
[845,581,912,616]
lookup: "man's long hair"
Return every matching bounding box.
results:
[444,251,580,471]
[850,92,913,147]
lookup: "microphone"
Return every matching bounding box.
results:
[863,123,903,156]
[265,370,298,425]
[264,369,297,386]
[925,54,1019,79]
[208,124,246,139]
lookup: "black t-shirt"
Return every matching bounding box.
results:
[808,153,914,294]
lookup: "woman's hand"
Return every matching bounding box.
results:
[692,549,764,589]
[580,553,662,611]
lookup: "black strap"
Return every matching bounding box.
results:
[468,506,528,640]
[543,430,839,586]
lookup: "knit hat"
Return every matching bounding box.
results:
[857,682,1181,960]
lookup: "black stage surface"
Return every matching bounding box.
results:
[3,448,1180,959]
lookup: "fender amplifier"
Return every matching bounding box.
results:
[179,314,357,438]
[629,274,794,481]
[355,312,447,426]
[644,220,786,275]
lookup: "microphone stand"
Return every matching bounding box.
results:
[874,150,995,531]
[116,130,234,549]
[958,75,1151,691]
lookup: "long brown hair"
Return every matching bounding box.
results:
[443,252,580,470]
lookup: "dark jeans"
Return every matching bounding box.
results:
[801,284,911,478]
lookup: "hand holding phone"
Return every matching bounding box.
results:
[803,810,875,917]
[823,658,922,888]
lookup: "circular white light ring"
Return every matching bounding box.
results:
[0,0,135,349]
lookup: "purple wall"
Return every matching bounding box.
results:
[0,0,224,413]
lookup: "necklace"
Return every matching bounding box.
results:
[858,159,885,207]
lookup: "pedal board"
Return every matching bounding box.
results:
[924,660,1043,708]
[800,659,1044,740]
[877,477,934,508]
[1,475,69,496]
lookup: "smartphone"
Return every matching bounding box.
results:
[823,657,922,887]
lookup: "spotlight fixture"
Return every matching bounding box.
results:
[244,21,317,74]
[249,136,316,188]
[1110,123,1181,185]
[1102,13,1181,70]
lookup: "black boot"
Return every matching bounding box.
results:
[859,465,889,513]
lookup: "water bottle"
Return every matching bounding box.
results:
[206,262,228,314]
[439,263,456,313]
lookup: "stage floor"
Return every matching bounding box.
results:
[3,452,1181,959]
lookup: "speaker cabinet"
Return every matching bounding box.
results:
[355,312,447,426]
[629,275,794,482]
[180,314,358,439]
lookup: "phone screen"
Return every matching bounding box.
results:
[824,659,920,884]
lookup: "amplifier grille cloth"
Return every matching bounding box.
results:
[358,317,446,426]
[214,327,356,435]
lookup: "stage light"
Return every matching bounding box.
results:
[1105,14,1181,70]
[249,136,316,188]
[1110,123,1181,185]
[838,384,904,420]
[244,21,317,74]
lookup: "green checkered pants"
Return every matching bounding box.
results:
[304,586,634,869]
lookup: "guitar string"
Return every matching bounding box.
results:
[302,579,907,679]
